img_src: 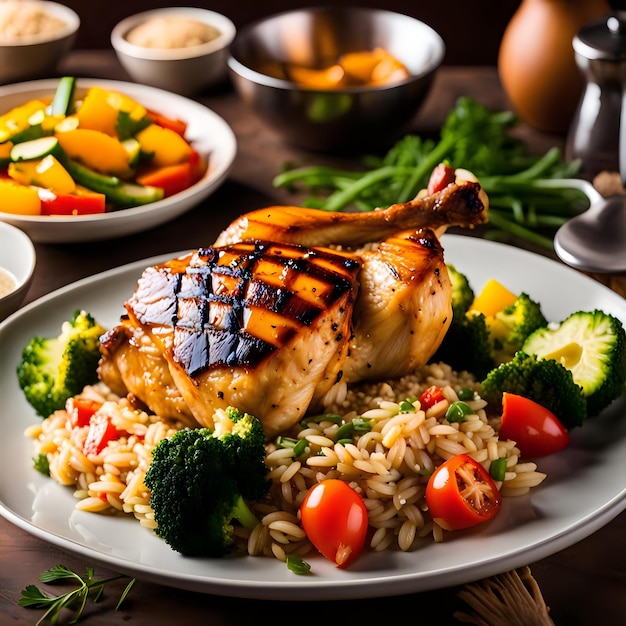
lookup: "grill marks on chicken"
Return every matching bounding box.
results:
[104,240,362,436]
[98,174,488,437]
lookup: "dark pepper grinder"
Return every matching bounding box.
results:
[565,12,626,182]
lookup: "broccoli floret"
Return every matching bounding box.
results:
[447,263,475,319]
[431,309,497,379]
[481,351,588,430]
[16,309,106,418]
[144,407,270,557]
[432,267,548,378]
[488,292,548,364]
[522,309,626,417]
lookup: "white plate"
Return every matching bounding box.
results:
[0,78,236,243]
[1,235,625,600]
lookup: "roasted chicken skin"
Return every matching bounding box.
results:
[99,172,487,437]
[215,177,487,248]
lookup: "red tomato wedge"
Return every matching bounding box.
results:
[83,413,122,456]
[425,454,502,530]
[500,392,570,457]
[300,479,368,568]
[427,162,456,194]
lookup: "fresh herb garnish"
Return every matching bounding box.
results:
[273,96,587,250]
[18,564,135,624]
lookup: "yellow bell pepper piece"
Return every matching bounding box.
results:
[136,123,192,168]
[76,86,147,136]
[9,155,76,195]
[0,178,41,215]
[56,128,132,176]
[469,278,518,317]
[0,99,47,142]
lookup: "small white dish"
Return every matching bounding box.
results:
[0,78,237,244]
[111,7,236,95]
[0,222,36,321]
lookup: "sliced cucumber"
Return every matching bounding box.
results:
[106,182,164,208]
[61,155,163,208]
[49,76,77,117]
[10,136,60,161]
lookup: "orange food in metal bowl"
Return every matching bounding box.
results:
[267,48,410,89]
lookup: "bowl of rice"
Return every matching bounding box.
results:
[111,7,236,96]
[0,0,79,84]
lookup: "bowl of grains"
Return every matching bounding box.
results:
[111,7,236,96]
[0,0,79,84]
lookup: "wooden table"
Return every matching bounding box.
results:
[1,51,624,625]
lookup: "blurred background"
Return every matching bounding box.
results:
[60,0,626,66]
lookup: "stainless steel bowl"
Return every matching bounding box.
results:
[227,6,445,152]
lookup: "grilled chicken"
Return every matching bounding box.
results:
[342,228,451,385]
[100,241,361,436]
[99,171,487,437]
[215,177,487,247]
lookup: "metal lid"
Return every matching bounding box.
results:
[573,12,626,61]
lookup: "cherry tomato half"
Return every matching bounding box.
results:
[425,454,502,530]
[500,392,570,458]
[300,479,368,568]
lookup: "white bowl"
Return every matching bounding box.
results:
[0,1,79,84]
[0,78,237,244]
[111,7,236,96]
[0,222,36,321]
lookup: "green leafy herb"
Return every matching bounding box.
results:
[19,564,135,625]
[273,96,588,250]
[32,453,50,476]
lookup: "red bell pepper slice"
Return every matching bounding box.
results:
[146,109,188,137]
[38,187,106,215]
[137,150,206,198]
[66,396,103,428]
[83,413,122,456]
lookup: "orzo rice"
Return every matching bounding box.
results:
[25,362,547,562]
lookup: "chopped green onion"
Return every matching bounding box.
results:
[286,555,311,575]
[490,458,507,482]
[335,422,354,440]
[399,399,417,413]
[351,417,373,432]
[445,401,474,422]
[293,438,309,457]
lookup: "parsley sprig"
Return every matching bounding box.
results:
[19,564,135,625]
[273,97,588,251]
